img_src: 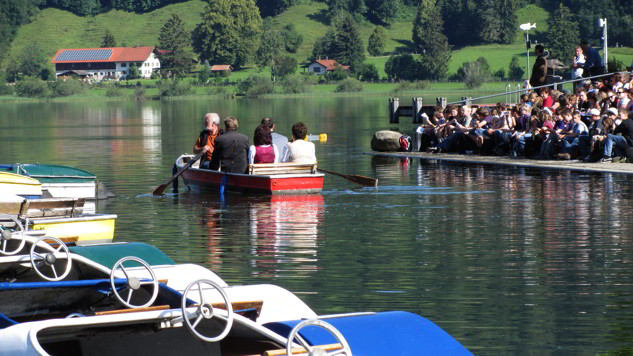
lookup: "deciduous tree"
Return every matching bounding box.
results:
[158,14,192,76]
[191,0,262,68]
[256,0,296,17]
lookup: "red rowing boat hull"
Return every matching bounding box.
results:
[181,168,324,195]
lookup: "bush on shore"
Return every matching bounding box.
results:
[238,75,274,97]
[335,78,363,93]
[391,80,430,93]
[50,79,84,97]
[15,77,50,97]
[159,79,193,97]
[106,86,126,97]
[281,75,310,94]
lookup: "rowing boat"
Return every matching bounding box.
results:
[175,154,324,195]
[0,172,42,199]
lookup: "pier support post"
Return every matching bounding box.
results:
[388,98,400,124]
[412,97,423,124]
[436,97,447,109]
[461,97,472,106]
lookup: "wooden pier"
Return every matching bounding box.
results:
[366,151,633,175]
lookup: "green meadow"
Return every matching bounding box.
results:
[3,0,632,96]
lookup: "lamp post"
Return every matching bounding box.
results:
[520,23,536,79]
[598,18,607,72]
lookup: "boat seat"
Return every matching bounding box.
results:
[18,198,85,219]
[249,163,317,176]
[95,305,170,316]
[262,343,343,356]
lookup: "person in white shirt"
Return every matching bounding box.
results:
[281,122,316,163]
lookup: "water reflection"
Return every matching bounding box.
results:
[249,195,324,278]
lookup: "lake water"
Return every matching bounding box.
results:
[2,97,633,354]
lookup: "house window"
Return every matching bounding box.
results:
[121,63,127,67]
[313,67,321,73]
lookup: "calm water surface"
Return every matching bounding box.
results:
[2,98,633,354]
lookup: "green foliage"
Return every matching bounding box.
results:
[158,14,192,76]
[159,78,193,97]
[134,87,146,100]
[282,24,303,53]
[335,78,363,92]
[256,20,283,69]
[197,66,211,84]
[325,67,349,81]
[45,0,100,16]
[493,68,505,80]
[9,44,50,80]
[477,0,518,45]
[272,55,297,80]
[355,63,379,81]
[101,29,116,47]
[384,54,419,81]
[108,0,189,13]
[607,57,625,73]
[105,86,126,97]
[0,84,14,96]
[325,0,366,24]
[192,0,262,68]
[367,26,386,56]
[546,3,579,64]
[412,0,451,80]
[281,75,310,94]
[391,80,430,92]
[0,0,41,65]
[461,62,488,89]
[238,75,274,97]
[331,13,365,69]
[126,64,140,80]
[365,0,400,26]
[311,29,336,61]
[50,78,84,97]
[256,0,296,18]
[15,77,50,97]
[508,56,524,80]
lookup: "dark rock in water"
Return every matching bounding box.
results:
[96,180,115,199]
[371,130,402,152]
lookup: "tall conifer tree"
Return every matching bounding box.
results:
[546,3,579,64]
[412,0,451,79]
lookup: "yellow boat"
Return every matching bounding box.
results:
[0,172,42,198]
[0,196,116,246]
[30,214,117,246]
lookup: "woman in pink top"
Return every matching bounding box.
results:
[248,124,279,164]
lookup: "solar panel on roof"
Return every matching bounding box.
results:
[56,49,113,62]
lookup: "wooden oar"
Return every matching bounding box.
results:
[317,168,378,187]
[152,151,206,196]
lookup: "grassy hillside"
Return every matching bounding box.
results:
[5,1,633,78]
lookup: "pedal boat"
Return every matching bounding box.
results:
[0,240,472,356]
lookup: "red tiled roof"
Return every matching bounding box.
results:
[313,60,349,71]
[211,65,233,71]
[51,46,155,63]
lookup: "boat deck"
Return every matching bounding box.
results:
[366,152,633,175]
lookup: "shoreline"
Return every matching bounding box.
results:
[366,151,633,175]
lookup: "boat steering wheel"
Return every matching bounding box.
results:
[181,279,234,343]
[0,215,26,256]
[29,236,72,281]
[109,257,159,309]
[286,319,352,356]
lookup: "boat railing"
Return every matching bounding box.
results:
[447,70,631,106]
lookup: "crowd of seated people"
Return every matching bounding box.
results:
[419,73,633,163]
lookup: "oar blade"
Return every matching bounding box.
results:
[152,183,169,196]
[347,175,378,187]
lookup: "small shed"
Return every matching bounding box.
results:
[306,60,349,75]
[211,65,233,76]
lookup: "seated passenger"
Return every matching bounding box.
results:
[193,113,220,169]
[281,122,316,163]
[248,124,279,164]
[210,116,250,173]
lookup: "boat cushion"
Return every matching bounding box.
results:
[69,242,175,269]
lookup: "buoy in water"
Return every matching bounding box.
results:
[305,133,328,142]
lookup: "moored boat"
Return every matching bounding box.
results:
[0,241,472,355]
[0,164,114,213]
[0,172,42,199]
[0,196,116,246]
[175,154,324,195]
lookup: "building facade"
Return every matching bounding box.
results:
[52,46,160,81]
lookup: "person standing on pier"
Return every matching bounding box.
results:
[530,45,548,92]
[193,113,221,169]
[579,40,604,77]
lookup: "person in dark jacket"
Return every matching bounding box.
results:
[601,108,633,162]
[210,116,249,173]
[529,44,548,92]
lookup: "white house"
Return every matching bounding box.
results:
[307,59,349,75]
[52,46,160,81]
